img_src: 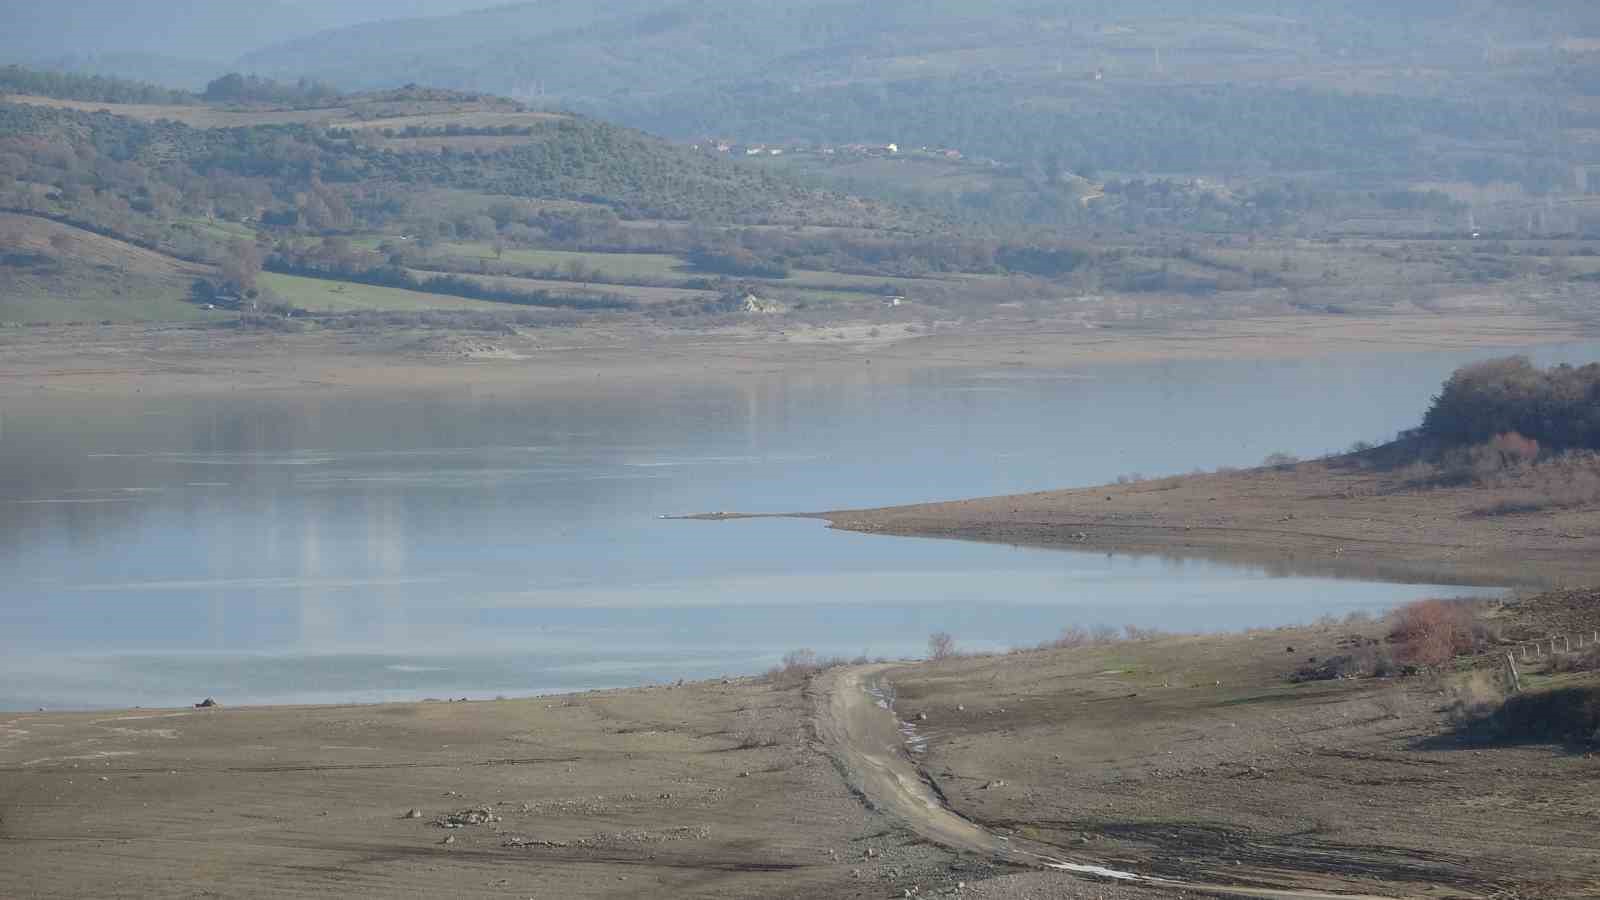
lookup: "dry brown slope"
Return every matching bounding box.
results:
[878,611,1600,899]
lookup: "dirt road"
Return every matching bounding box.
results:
[814,665,1465,900]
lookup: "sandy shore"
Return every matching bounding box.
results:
[0,310,1588,401]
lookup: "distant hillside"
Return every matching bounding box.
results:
[0,211,221,324]
[0,1,499,68]
[0,84,932,322]
[227,0,1597,186]
[0,95,899,228]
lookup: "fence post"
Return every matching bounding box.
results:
[1505,653,1521,693]
[1565,635,1572,654]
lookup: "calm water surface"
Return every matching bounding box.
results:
[4,342,1594,709]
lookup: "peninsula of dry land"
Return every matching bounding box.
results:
[821,448,1600,589]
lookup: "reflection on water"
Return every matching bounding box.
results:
[3,342,1594,709]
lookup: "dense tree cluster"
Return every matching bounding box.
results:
[0,65,196,105]
[611,79,1567,192]
[0,99,899,272]
[202,73,341,107]
[1422,357,1600,450]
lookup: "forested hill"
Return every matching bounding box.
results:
[0,64,198,105]
[0,98,907,235]
[222,0,1599,184]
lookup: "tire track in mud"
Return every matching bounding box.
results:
[814,664,1470,900]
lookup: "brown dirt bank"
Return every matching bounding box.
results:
[0,310,1586,401]
[878,591,1600,899]
[821,453,1600,588]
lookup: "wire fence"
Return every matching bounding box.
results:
[1502,630,1598,692]
[1513,631,1600,661]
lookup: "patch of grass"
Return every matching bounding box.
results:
[439,245,687,281]
[258,272,511,312]
[0,273,224,323]
[173,217,256,242]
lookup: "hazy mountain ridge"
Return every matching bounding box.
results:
[211,1,1600,184]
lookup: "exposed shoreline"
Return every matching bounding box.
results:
[0,309,1589,401]
[814,454,1600,589]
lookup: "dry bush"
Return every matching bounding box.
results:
[1389,599,1495,669]
[1447,671,1508,726]
[765,648,820,686]
[1262,452,1300,468]
[1289,643,1396,682]
[1048,625,1091,650]
[928,631,956,661]
[1472,451,1600,515]
[1032,623,1167,652]
[734,729,783,749]
[1437,432,1540,484]
[1550,646,1600,674]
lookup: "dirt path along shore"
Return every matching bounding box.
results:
[813,665,1457,900]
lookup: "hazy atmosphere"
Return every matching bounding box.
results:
[2,2,1599,898]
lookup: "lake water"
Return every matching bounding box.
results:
[4,341,1595,710]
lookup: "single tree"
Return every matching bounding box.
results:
[220,239,262,297]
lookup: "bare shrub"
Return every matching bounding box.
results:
[1262,452,1300,468]
[1447,671,1507,726]
[734,729,783,749]
[1122,624,1165,641]
[1439,432,1541,484]
[1289,643,1396,682]
[1470,451,1600,515]
[1550,646,1600,674]
[928,631,956,661]
[1049,625,1090,649]
[765,648,820,686]
[1389,599,1489,669]
[1369,643,1397,677]
[1090,624,1120,643]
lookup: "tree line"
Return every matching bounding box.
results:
[1423,357,1600,451]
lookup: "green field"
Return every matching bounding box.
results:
[0,287,226,324]
[260,272,511,312]
[174,217,256,242]
[439,244,689,281]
